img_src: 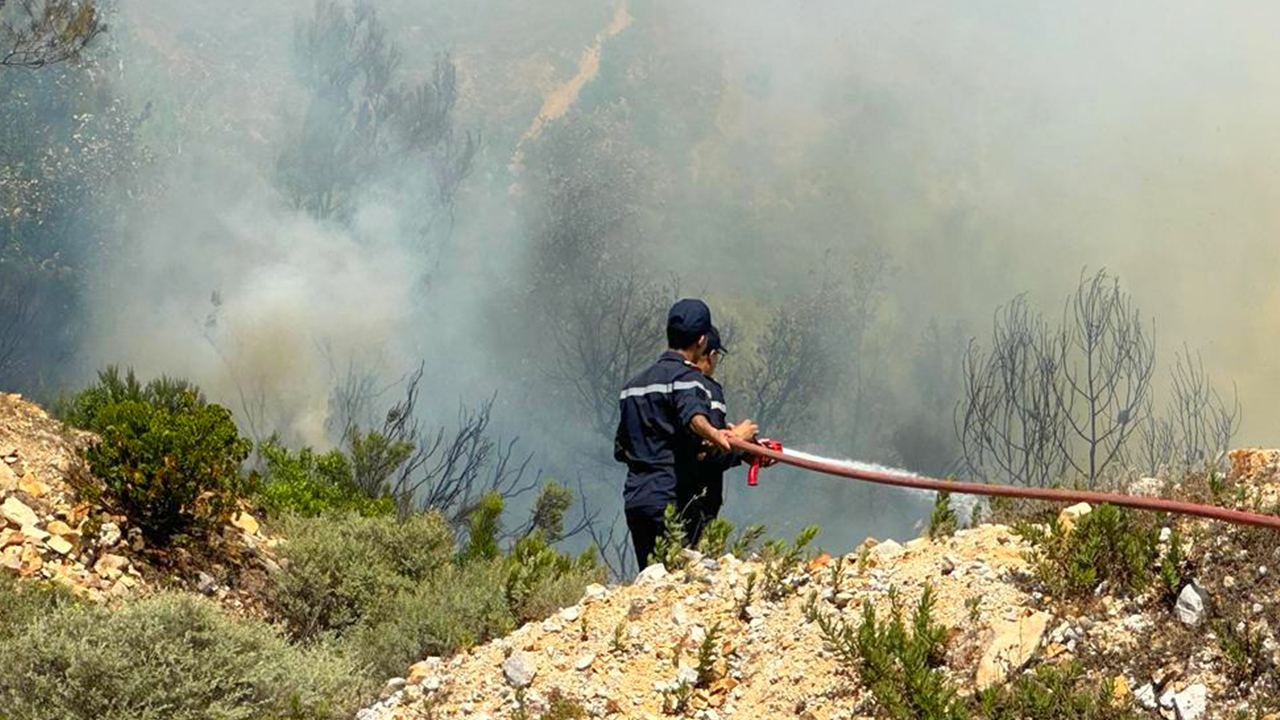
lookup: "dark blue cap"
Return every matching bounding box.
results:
[706,325,727,354]
[667,298,712,348]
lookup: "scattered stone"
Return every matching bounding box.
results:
[98,522,121,548]
[231,511,260,535]
[93,553,129,580]
[45,520,74,536]
[575,653,595,671]
[1057,503,1092,535]
[18,474,46,498]
[46,535,73,555]
[867,539,904,564]
[1,497,39,528]
[1135,683,1158,710]
[636,564,669,586]
[407,658,442,686]
[975,610,1051,689]
[1173,684,1206,720]
[583,584,608,603]
[380,677,406,701]
[196,571,217,594]
[503,651,537,688]
[1176,583,1209,626]
[559,605,581,623]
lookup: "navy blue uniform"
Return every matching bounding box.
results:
[677,375,745,544]
[615,351,713,567]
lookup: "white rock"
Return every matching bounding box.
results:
[1,497,39,528]
[868,539,904,563]
[636,564,669,585]
[98,522,121,547]
[671,602,691,626]
[541,618,563,633]
[503,651,538,688]
[1134,683,1157,709]
[574,653,595,671]
[1176,583,1209,626]
[1159,687,1177,709]
[380,677,406,700]
[1159,527,1172,543]
[582,583,608,603]
[1173,684,1206,720]
[196,571,217,594]
[676,665,698,686]
[559,605,581,623]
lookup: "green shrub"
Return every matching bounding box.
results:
[928,491,958,539]
[759,525,820,600]
[527,481,573,542]
[0,592,363,720]
[505,530,602,623]
[461,491,505,564]
[255,441,392,519]
[975,661,1139,719]
[697,516,734,557]
[56,366,205,427]
[817,584,1138,720]
[649,503,686,569]
[818,585,963,720]
[344,559,515,680]
[729,523,766,558]
[271,512,454,640]
[1015,504,1160,598]
[346,428,413,501]
[0,575,78,642]
[63,367,251,543]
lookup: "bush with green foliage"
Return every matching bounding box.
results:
[526,480,574,542]
[1015,504,1162,598]
[760,525,820,600]
[460,492,505,564]
[0,590,363,720]
[650,503,687,569]
[271,511,454,640]
[974,662,1139,720]
[0,575,78,642]
[256,441,392,519]
[818,583,1137,720]
[504,530,601,623]
[343,559,516,680]
[63,367,252,543]
[928,490,958,539]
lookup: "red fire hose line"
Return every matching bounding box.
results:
[728,437,1280,531]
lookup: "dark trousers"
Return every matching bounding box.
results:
[625,506,665,570]
[683,501,720,549]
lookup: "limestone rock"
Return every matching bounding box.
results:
[407,658,442,686]
[636,564,669,586]
[1057,503,1092,535]
[503,651,538,688]
[46,535,73,555]
[582,583,608,603]
[45,520,74,536]
[1174,684,1206,720]
[98,522,121,547]
[380,677,406,700]
[231,512,260,535]
[2,497,39,528]
[975,610,1051,689]
[867,539,904,564]
[1176,583,1208,626]
[93,553,129,580]
[575,653,595,671]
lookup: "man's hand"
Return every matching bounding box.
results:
[690,414,734,451]
[730,419,758,440]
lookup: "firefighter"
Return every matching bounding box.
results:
[615,299,737,570]
[678,325,757,547]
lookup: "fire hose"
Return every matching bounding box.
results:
[729,437,1280,531]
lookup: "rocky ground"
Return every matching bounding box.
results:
[0,392,278,612]
[358,451,1280,720]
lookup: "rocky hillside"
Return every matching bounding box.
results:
[358,451,1280,720]
[0,392,278,612]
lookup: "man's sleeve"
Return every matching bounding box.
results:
[671,373,713,430]
[614,402,628,463]
[704,448,747,471]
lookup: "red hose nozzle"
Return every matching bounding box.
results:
[747,439,783,487]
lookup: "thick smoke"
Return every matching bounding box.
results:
[6,0,1278,556]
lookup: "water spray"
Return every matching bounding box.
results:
[730,437,1280,530]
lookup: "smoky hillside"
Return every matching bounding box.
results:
[2,0,1273,571]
